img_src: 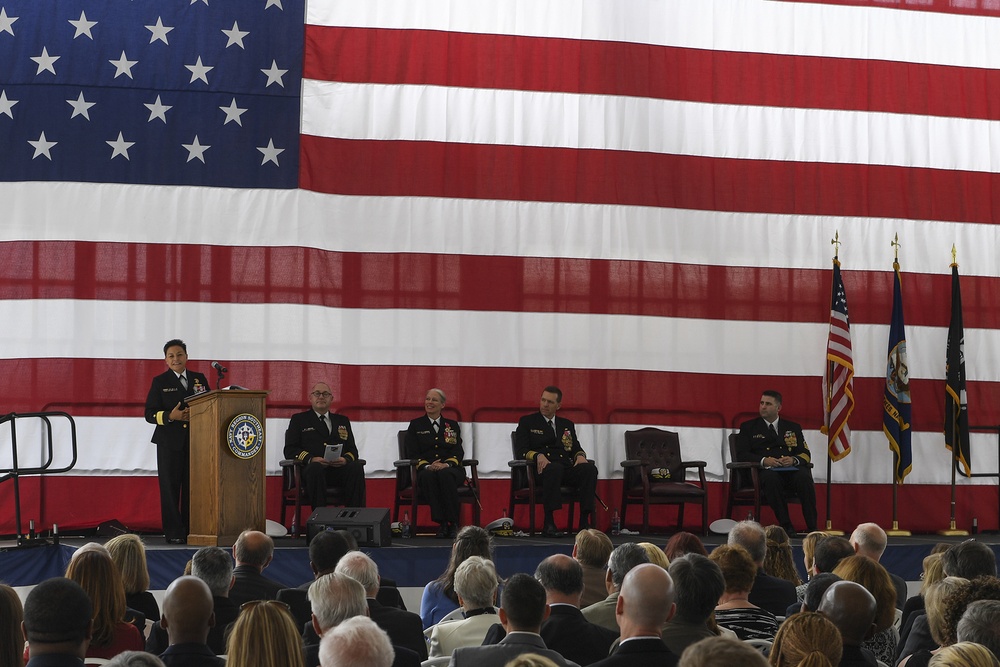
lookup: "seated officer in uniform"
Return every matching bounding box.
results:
[515,385,599,537]
[284,382,365,509]
[736,390,816,536]
[405,388,465,538]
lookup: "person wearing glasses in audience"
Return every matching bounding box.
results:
[284,382,366,508]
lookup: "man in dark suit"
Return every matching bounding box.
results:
[405,387,465,538]
[278,530,353,630]
[23,578,94,667]
[158,576,226,667]
[284,382,365,509]
[515,385,599,537]
[335,551,427,659]
[229,530,285,607]
[817,581,879,667]
[536,554,618,665]
[728,520,797,616]
[591,563,679,667]
[736,390,817,534]
[450,573,579,667]
[144,338,209,543]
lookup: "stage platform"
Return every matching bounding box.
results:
[3,531,999,601]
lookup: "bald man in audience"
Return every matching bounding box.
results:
[817,580,879,667]
[229,530,285,607]
[849,523,906,609]
[591,563,679,667]
[158,576,225,667]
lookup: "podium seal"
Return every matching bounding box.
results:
[227,413,264,459]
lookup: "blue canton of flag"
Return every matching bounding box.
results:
[883,261,912,483]
[0,0,302,188]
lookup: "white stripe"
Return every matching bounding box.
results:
[4,183,1000,277]
[30,417,999,486]
[307,0,1000,70]
[302,80,1000,174]
[0,299,997,381]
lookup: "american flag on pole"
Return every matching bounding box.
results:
[824,258,854,462]
[3,0,1000,533]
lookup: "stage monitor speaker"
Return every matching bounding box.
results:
[305,507,391,547]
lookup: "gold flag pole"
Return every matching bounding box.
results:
[939,244,969,536]
[824,232,845,535]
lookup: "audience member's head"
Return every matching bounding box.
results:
[922,553,947,597]
[191,546,234,597]
[813,536,854,574]
[679,636,769,667]
[574,529,613,568]
[105,534,152,597]
[607,542,650,591]
[764,525,802,585]
[769,611,843,667]
[928,642,1000,667]
[22,578,93,659]
[616,562,675,638]
[664,531,708,562]
[454,556,498,610]
[64,549,129,649]
[535,554,584,604]
[1,583,24,667]
[709,544,757,595]
[503,655,563,667]
[849,523,888,561]
[637,542,670,569]
[941,577,1000,647]
[105,652,167,667]
[234,530,275,570]
[942,541,998,580]
[728,520,766,564]
[817,580,877,645]
[832,554,897,633]
[927,577,971,647]
[802,573,841,613]
[226,599,304,667]
[318,616,394,667]
[500,573,548,632]
[956,600,1000,659]
[668,553,725,625]
[333,529,359,552]
[160,576,215,646]
[801,531,829,577]
[309,530,352,576]
[308,572,368,634]
[435,525,494,604]
[334,551,381,597]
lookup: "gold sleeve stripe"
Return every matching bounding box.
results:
[156,411,165,426]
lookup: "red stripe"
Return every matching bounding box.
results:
[304,26,1000,121]
[6,241,1000,329]
[300,136,1000,226]
[8,359,1000,433]
[780,0,1000,18]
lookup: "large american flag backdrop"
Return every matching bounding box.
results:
[3,0,1000,535]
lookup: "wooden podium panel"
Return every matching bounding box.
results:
[187,389,269,547]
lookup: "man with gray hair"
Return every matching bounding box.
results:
[405,387,466,538]
[335,551,426,659]
[146,546,238,656]
[957,599,1000,659]
[426,556,499,657]
[319,616,395,667]
[849,522,906,609]
[582,542,650,632]
[306,572,420,667]
[728,520,796,616]
[229,529,284,607]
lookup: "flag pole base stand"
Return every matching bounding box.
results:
[938,520,968,537]
[886,521,911,537]
[823,520,844,536]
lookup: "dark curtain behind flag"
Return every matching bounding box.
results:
[945,262,971,477]
[883,261,912,483]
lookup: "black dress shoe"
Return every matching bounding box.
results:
[166,537,186,545]
[435,524,449,539]
[542,524,564,538]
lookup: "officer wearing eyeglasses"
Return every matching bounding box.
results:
[284,382,366,508]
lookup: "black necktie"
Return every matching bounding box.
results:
[320,414,330,435]
[549,419,557,438]
[769,422,778,437]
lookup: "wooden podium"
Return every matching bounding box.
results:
[186,389,269,547]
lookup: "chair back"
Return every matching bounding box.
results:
[396,430,412,491]
[728,433,754,492]
[623,427,681,483]
[509,431,531,492]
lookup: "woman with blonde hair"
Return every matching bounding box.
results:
[928,642,1000,667]
[769,612,843,667]
[64,549,144,659]
[106,533,160,621]
[899,576,970,667]
[796,531,828,601]
[227,600,305,667]
[832,554,899,664]
[504,654,563,667]
[638,542,670,569]
[1,583,24,667]
[765,525,802,586]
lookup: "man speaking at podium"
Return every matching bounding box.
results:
[145,339,209,544]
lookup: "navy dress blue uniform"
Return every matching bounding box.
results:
[736,417,817,532]
[515,412,598,527]
[284,410,365,508]
[405,415,465,528]
[145,368,209,541]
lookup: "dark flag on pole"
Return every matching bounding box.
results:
[945,261,971,477]
[824,258,854,462]
[883,260,912,483]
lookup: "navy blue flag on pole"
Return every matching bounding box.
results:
[945,262,971,477]
[883,260,912,483]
